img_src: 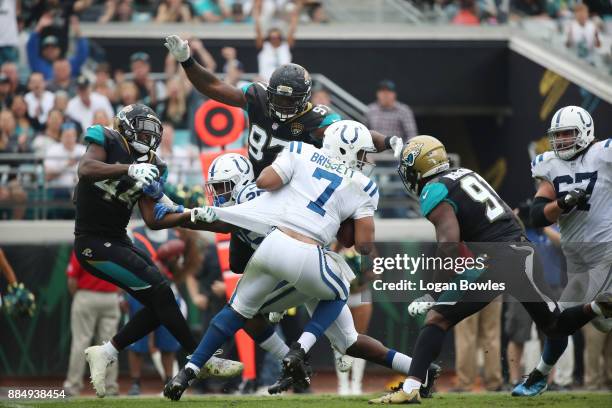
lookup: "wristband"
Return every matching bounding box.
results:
[181,56,195,68]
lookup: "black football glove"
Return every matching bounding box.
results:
[3,282,36,317]
[557,188,589,211]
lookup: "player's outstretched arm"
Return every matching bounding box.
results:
[354,216,375,255]
[164,35,247,108]
[531,179,563,226]
[77,143,130,182]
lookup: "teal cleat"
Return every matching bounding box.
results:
[512,369,548,397]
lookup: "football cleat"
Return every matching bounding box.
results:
[369,388,421,404]
[511,369,547,397]
[420,363,442,398]
[196,355,244,380]
[335,353,354,373]
[84,345,115,398]
[594,291,612,318]
[163,367,196,401]
[268,342,312,394]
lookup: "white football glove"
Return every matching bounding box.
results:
[191,206,218,223]
[389,135,404,158]
[128,163,159,187]
[407,294,435,316]
[268,310,287,324]
[164,35,190,63]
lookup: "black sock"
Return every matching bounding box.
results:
[407,324,447,383]
[551,304,594,336]
[113,307,160,350]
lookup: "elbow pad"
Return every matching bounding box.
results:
[530,196,554,228]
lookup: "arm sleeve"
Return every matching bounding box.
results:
[270,144,296,184]
[69,38,89,77]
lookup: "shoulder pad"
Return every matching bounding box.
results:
[530,151,556,180]
[84,125,106,146]
[317,106,342,128]
[419,182,451,217]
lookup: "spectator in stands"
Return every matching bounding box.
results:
[310,86,331,106]
[53,90,69,113]
[158,122,199,184]
[0,73,13,111]
[11,95,35,142]
[48,59,77,97]
[44,122,85,219]
[130,52,165,109]
[156,0,193,22]
[220,46,248,88]
[510,0,548,19]
[566,3,601,60]
[66,75,114,132]
[116,80,139,112]
[1,62,25,96]
[453,301,503,392]
[0,110,27,220]
[193,0,229,22]
[254,1,299,80]
[0,0,19,65]
[99,0,135,23]
[365,80,418,142]
[452,0,480,25]
[24,72,55,129]
[63,250,120,397]
[227,1,251,23]
[27,14,89,81]
[92,109,112,127]
[159,78,188,129]
[305,1,329,23]
[0,110,20,152]
[32,109,64,155]
[93,62,116,104]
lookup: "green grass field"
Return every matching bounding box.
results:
[1,393,611,408]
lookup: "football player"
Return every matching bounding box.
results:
[369,136,612,404]
[513,106,612,396]
[159,120,391,400]
[164,34,404,278]
[155,142,440,397]
[73,104,241,397]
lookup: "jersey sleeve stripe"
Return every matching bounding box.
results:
[538,154,544,162]
[363,179,374,192]
[289,141,295,153]
[369,186,379,197]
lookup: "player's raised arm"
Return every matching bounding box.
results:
[164,35,247,109]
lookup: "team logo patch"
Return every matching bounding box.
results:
[290,122,304,136]
[82,248,93,258]
[403,143,424,166]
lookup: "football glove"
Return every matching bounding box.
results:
[164,35,190,63]
[389,135,404,158]
[143,180,165,201]
[3,282,36,317]
[128,163,159,187]
[268,310,287,324]
[191,206,218,223]
[557,188,589,211]
[407,294,435,317]
[154,202,185,221]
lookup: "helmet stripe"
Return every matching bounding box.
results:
[555,107,566,127]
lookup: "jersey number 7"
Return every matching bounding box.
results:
[307,168,342,216]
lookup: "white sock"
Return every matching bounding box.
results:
[185,362,200,375]
[297,332,317,353]
[260,333,290,360]
[536,358,554,376]
[402,378,422,393]
[591,301,602,316]
[334,352,350,395]
[391,352,413,375]
[351,358,366,393]
[102,341,118,360]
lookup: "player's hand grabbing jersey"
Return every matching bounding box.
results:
[531,139,612,243]
[74,125,167,238]
[420,168,523,242]
[242,82,341,176]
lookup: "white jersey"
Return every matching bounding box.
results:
[531,139,612,243]
[215,141,379,246]
[234,183,266,250]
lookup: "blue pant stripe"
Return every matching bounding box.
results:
[323,250,348,299]
[318,247,340,299]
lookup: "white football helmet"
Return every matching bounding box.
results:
[322,120,376,175]
[206,153,254,207]
[548,105,594,160]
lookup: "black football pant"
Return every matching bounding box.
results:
[74,235,197,353]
